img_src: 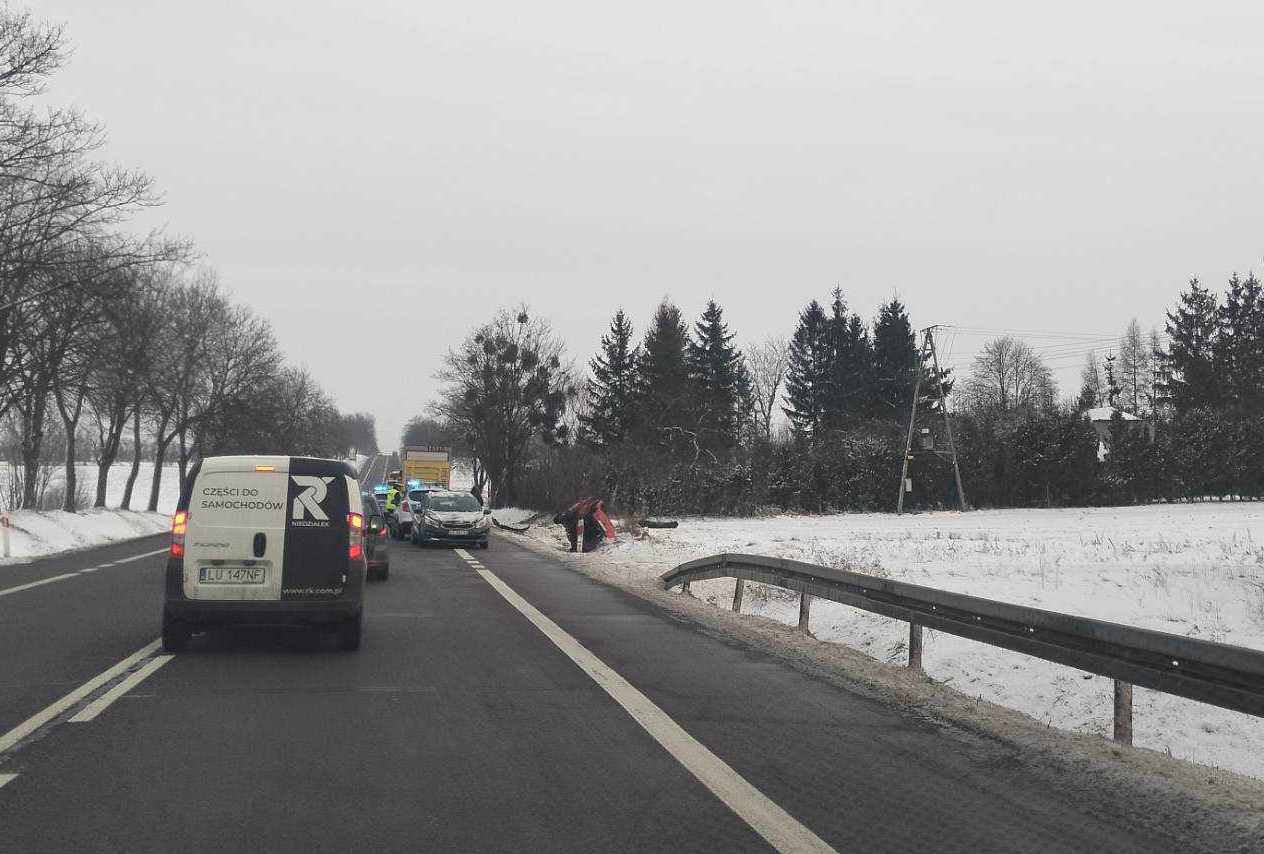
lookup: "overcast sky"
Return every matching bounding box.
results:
[39,0,1264,447]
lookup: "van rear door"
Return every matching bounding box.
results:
[184,457,290,601]
[281,457,358,600]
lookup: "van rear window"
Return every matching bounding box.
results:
[192,471,288,523]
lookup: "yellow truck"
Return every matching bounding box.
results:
[400,445,451,489]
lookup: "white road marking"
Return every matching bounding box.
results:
[0,773,17,790]
[111,548,168,564]
[0,640,161,754]
[0,548,167,597]
[69,655,174,723]
[470,563,837,854]
[0,572,80,598]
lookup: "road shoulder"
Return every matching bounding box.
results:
[494,529,1264,850]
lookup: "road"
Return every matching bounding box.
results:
[0,458,1218,852]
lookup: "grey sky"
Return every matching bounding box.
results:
[40,0,1264,446]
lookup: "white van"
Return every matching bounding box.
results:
[162,455,366,651]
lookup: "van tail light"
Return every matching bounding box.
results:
[170,510,189,557]
[348,512,364,561]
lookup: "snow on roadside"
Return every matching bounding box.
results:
[0,462,180,564]
[522,503,1264,780]
[492,507,540,527]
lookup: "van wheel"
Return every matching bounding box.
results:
[338,613,362,651]
[162,615,192,653]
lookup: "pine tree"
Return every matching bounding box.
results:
[581,309,639,446]
[822,288,871,428]
[1077,352,1102,411]
[782,299,830,440]
[870,297,919,420]
[686,300,747,453]
[1158,278,1221,414]
[1216,272,1264,413]
[635,299,694,444]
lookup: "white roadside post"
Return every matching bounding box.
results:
[2,512,9,558]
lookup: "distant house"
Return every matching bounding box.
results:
[1082,406,1154,459]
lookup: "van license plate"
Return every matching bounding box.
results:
[199,566,266,584]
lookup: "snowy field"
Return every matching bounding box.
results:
[522,503,1264,780]
[0,462,180,563]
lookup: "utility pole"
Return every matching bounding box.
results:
[897,326,968,514]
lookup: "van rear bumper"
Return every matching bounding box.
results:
[164,557,364,627]
[165,598,360,627]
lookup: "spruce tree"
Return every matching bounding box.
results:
[870,297,917,420]
[686,300,747,453]
[1158,278,1221,414]
[635,299,694,444]
[822,288,871,428]
[582,309,639,446]
[1078,352,1102,411]
[1103,354,1121,408]
[782,300,830,440]
[1216,272,1264,413]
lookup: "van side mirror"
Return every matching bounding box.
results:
[483,508,491,515]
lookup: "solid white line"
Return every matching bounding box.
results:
[79,567,100,574]
[0,572,80,598]
[471,564,837,854]
[0,639,162,754]
[0,773,17,790]
[69,654,174,723]
[111,548,168,564]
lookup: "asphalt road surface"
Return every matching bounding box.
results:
[0,469,1216,852]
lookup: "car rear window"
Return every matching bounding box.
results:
[428,493,482,512]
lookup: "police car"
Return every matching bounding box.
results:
[162,455,367,652]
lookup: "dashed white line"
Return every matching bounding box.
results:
[70,655,174,723]
[0,572,81,598]
[111,548,168,564]
[469,561,837,854]
[0,640,162,754]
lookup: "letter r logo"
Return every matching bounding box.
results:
[291,476,334,520]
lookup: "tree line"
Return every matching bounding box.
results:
[0,9,375,512]
[428,271,1263,514]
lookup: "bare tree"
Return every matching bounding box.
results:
[1117,318,1150,414]
[432,307,575,506]
[746,335,789,442]
[961,336,1057,419]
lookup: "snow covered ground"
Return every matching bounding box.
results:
[521,503,1264,780]
[0,462,180,563]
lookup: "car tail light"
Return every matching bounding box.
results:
[170,510,189,557]
[378,526,387,539]
[348,512,364,561]
[401,501,410,512]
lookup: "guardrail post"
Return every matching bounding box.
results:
[908,622,923,673]
[798,593,811,634]
[732,578,744,613]
[1113,680,1133,746]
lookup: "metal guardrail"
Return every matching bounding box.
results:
[662,553,1264,745]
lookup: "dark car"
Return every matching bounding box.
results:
[361,492,391,580]
[410,490,491,549]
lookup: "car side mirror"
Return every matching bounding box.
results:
[483,508,491,515]
[368,515,382,530]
